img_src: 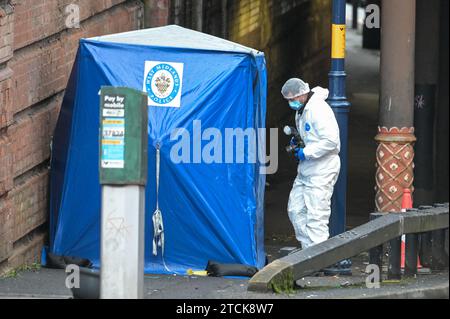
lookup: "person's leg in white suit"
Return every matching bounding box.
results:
[288,173,338,250]
[288,177,313,249]
[302,184,334,249]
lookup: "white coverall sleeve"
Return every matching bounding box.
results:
[303,102,340,160]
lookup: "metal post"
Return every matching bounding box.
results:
[419,232,433,267]
[378,0,416,128]
[388,237,402,280]
[418,205,433,267]
[369,213,383,270]
[101,185,145,298]
[329,0,351,237]
[431,229,448,271]
[405,233,419,276]
[99,87,148,299]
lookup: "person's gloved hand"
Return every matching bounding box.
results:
[295,148,306,161]
[289,136,297,147]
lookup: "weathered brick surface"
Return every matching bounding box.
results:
[9,93,62,178]
[0,2,14,63]
[10,1,143,116]
[144,0,169,27]
[230,0,331,127]
[0,66,13,129]
[0,134,13,196]
[10,170,48,242]
[0,0,143,271]
[203,0,332,128]
[6,231,46,270]
[0,195,12,262]
[13,0,131,50]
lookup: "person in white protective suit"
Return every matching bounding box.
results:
[281,78,341,250]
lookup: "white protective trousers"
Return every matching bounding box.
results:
[288,87,341,249]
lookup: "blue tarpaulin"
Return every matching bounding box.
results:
[49,25,267,274]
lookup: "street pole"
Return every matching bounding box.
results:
[99,87,148,299]
[375,0,416,279]
[375,0,416,213]
[328,0,351,238]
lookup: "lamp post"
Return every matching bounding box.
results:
[328,0,351,238]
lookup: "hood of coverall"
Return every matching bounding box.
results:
[308,87,330,104]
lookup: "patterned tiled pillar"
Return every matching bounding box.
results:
[377,0,416,213]
[375,127,416,212]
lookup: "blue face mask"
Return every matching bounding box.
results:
[289,100,304,111]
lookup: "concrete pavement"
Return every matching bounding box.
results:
[0,251,448,299]
[0,267,447,299]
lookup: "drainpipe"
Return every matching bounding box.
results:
[173,0,184,26]
[192,0,203,32]
[328,0,351,237]
[221,0,228,39]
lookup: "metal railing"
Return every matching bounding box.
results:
[248,203,449,293]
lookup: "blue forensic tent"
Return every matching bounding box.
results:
[49,25,267,274]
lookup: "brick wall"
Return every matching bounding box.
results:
[0,0,144,274]
[0,0,331,273]
[143,0,169,27]
[184,0,332,128]
[226,0,332,128]
[147,0,334,128]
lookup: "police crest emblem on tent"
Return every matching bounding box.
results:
[155,73,171,95]
[143,61,184,108]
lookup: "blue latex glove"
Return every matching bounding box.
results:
[290,137,297,147]
[295,148,306,161]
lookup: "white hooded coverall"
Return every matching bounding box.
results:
[287,87,341,249]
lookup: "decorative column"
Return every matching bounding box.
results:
[375,0,416,213]
[375,127,416,212]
